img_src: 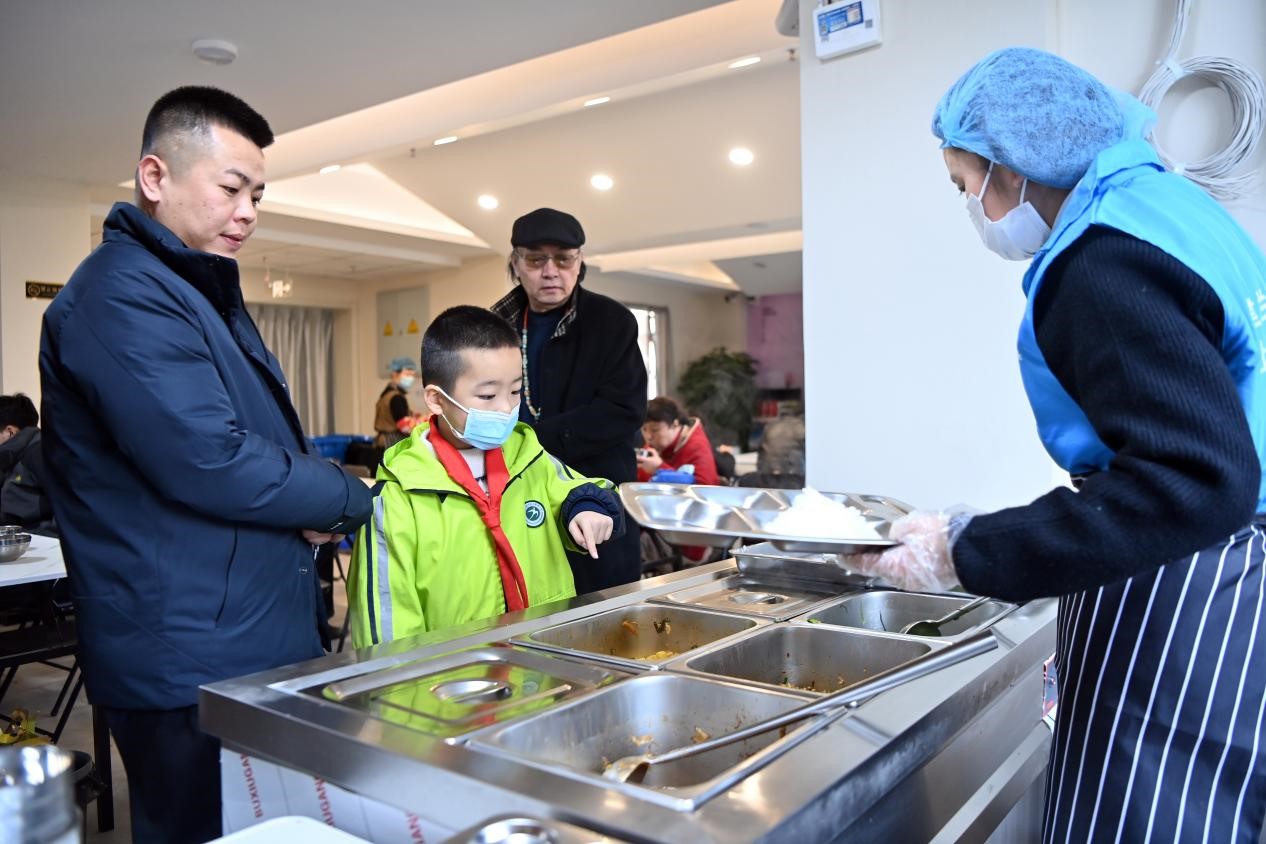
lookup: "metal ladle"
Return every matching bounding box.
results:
[602,630,997,785]
[898,595,990,637]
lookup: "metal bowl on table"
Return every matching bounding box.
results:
[0,533,32,563]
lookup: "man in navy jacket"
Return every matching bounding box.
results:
[39,86,372,843]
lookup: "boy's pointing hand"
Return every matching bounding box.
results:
[568,511,614,559]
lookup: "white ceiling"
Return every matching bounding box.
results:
[9,0,805,292]
[1,0,727,185]
[371,59,802,254]
[716,250,803,297]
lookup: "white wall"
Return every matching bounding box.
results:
[1057,0,1266,243]
[585,269,748,396]
[0,174,91,403]
[797,0,1266,511]
[356,256,511,432]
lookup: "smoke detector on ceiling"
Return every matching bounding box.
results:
[192,39,238,66]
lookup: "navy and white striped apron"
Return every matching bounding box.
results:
[1042,520,1266,842]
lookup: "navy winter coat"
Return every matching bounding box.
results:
[39,202,372,710]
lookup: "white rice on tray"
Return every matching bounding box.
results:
[765,488,882,540]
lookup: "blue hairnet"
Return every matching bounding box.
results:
[932,47,1156,188]
[389,356,417,372]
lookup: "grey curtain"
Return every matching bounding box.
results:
[246,304,335,436]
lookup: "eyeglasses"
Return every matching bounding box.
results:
[515,250,581,270]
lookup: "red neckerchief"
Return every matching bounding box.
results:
[427,417,530,611]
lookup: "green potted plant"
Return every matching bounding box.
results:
[676,347,758,450]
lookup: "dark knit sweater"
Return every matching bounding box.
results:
[953,226,1261,602]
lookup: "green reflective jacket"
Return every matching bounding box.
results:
[348,421,614,647]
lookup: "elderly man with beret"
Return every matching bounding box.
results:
[492,208,647,593]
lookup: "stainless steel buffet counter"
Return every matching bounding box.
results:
[201,560,1057,843]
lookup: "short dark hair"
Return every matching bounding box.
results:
[421,306,519,392]
[646,396,689,426]
[140,86,274,161]
[0,394,38,430]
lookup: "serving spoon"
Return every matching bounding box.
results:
[898,595,990,637]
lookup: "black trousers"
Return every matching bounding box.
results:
[569,520,640,595]
[102,705,222,844]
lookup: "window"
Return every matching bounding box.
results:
[629,305,669,400]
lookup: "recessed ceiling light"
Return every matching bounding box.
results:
[477,194,499,210]
[433,136,458,146]
[728,56,761,69]
[584,96,611,107]
[590,174,614,191]
[192,38,238,66]
[318,164,341,175]
[729,147,755,166]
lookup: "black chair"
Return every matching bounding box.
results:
[0,617,82,743]
[713,448,738,485]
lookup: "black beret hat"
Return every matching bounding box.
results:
[511,207,585,249]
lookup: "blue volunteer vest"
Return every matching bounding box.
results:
[1018,138,1266,508]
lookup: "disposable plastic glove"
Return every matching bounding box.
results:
[843,511,965,593]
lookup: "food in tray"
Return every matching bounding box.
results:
[635,649,679,661]
[621,619,640,635]
[652,618,672,634]
[766,488,882,539]
[778,673,848,693]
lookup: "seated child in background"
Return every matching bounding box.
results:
[348,306,623,646]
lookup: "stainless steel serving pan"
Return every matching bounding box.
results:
[466,671,811,811]
[619,483,913,553]
[649,572,846,621]
[513,604,766,671]
[799,590,1017,641]
[669,623,938,696]
[731,541,876,588]
[317,644,628,739]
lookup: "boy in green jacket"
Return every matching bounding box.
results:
[348,305,623,647]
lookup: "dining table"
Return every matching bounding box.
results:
[0,534,66,588]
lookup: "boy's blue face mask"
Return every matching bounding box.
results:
[435,386,518,450]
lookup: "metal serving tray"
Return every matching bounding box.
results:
[800,591,1016,640]
[514,604,766,671]
[671,624,936,697]
[650,573,846,621]
[316,644,628,739]
[466,672,814,811]
[731,541,877,588]
[620,483,913,553]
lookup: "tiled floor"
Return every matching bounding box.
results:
[5,565,351,843]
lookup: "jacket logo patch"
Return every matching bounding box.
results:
[524,500,546,528]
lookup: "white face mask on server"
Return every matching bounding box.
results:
[966,161,1052,261]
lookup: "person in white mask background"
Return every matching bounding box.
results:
[845,47,1266,842]
[347,306,622,646]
